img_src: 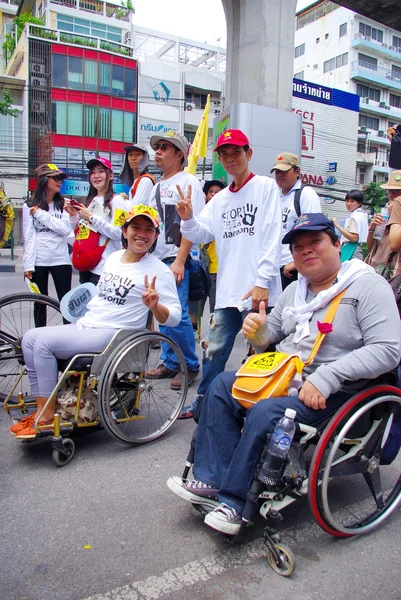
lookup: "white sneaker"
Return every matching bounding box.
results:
[204,503,243,535]
[167,476,219,510]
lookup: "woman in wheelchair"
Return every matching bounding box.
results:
[168,213,401,536]
[11,205,181,439]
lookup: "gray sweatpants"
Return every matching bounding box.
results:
[22,324,117,397]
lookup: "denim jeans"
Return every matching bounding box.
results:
[193,371,351,514]
[160,259,200,372]
[197,307,249,397]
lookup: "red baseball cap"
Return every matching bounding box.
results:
[214,129,250,152]
[86,156,113,171]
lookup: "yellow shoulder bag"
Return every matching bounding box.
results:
[232,290,345,409]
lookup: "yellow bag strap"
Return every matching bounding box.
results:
[304,289,346,366]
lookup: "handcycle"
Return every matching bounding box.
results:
[1,292,188,466]
[170,374,401,576]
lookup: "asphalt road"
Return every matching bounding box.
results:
[0,270,400,600]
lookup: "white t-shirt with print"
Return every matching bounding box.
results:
[77,250,181,330]
[22,202,73,271]
[148,171,204,261]
[180,174,282,308]
[280,182,322,267]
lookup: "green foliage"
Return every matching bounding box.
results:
[2,13,45,65]
[363,182,387,211]
[60,33,97,47]
[0,90,18,117]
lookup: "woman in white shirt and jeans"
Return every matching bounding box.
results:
[65,157,127,285]
[23,163,73,326]
[11,205,181,439]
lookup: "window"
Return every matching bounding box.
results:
[99,63,111,94]
[316,37,320,44]
[112,65,124,96]
[296,1,339,30]
[57,15,122,43]
[124,67,137,100]
[0,111,22,152]
[393,36,401,50]
[52,102,67,134]
[356,84,380,102]
[358,53,377,71]
[99,107,110,139]
[84,60,98,92]
[359,114,379,130]
[294,71,304,80]
[359,167,366,185]
[185,88,210,109]
[339,23,347,37]
[112,109,124,141]
[389,94,401,109]
[84,106,97,137]
[294,43,305,58]
[184,130,196,144]
[323,52,348,73]
[392,65,401,82]
[68,104,82,136]
[68,57,83,90]
[52,54,67,88]
[123,112,135,143]
[359,22,383,43]
[325,33,329,39]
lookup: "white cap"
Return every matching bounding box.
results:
[285,408,296,419]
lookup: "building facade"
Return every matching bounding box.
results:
[294,0,401,188]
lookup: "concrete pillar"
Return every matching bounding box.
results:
[221,0,297,111]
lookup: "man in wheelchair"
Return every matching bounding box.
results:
[168,213,401,535]
[10,205,181,439]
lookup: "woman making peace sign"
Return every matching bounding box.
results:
[12,206,181,438]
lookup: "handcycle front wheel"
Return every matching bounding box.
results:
[98,331,187,445]
[0,293,62,402]
[266,544,296,577]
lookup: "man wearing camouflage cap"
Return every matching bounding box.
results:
[271,152,321,289]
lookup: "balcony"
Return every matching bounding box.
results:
[352,34,401,62]
[359,97,398,118]
[48,0,132,22]
[351,59,401,92]
[356,151,375,164]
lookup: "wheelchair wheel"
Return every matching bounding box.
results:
[98,332,187,445]
[52,438,75,467]
[266,544,295,577]
[0,293,62,402]
[308,386,401,537]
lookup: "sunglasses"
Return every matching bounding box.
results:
[50,175,64,182]
[154,142,175,152]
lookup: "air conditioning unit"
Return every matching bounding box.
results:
[386,73,395,80]
[185,103,196,111]
[32,100,46,112]
[32,62,45,73]
[385,105,391,110]
[389,45,397,51]
[360,126,367,132]
[374,159,380,165]
[365,36,371,41]
[379,101,386,107]
[378,130,385,137]
[364,97,370,103]
[398,47,401,53]
[382,161,388,167]
[382,43,388,48]
[30,76,47,87]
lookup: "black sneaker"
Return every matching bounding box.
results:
[167,476,219,509]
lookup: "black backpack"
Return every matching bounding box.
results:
[293,185,305,217]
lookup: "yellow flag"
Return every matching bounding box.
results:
[185,94,211,175]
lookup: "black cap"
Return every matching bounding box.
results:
[282,213,336,244]
[203,179,227,195]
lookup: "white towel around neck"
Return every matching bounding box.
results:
[282,259,375,343]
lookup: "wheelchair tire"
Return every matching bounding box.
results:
[98,331,187,445]
[266,544,295,577]
[0,293,62,402]
[308,386,401,537]
[52,438,75,467]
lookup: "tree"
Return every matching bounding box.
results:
[0,90,18,117]
[363,182,387,211]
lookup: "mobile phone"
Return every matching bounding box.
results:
[70,197,84,208]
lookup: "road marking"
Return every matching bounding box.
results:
[83,493,401,600]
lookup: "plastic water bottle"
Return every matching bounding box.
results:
[190,246,201,272]
[373,206,389,240]
[257,408,297,489]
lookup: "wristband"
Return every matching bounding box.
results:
[368,228,375,233]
